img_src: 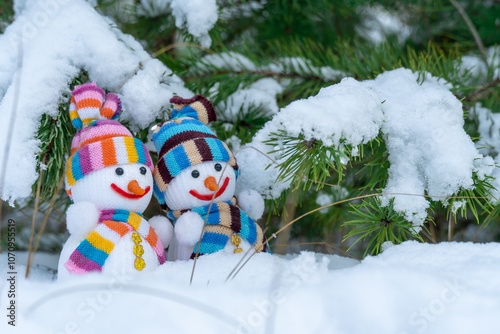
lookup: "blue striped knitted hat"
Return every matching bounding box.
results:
[152,95,239,208]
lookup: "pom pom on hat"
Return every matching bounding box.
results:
[151,95,238,208]
[169,95,217,124]
[69,82,122,130]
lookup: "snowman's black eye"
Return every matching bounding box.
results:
[115,168,124,176]
[140,167,147,175]
[214,163,222,172]
[191,170,200,178]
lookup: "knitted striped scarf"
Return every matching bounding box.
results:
[167,198,268,258]
[65,209,166,274]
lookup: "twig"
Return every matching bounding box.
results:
[428,220,438,243]
[31,175,64,262]
[448,213,455,241]
[190,169,225,284]
[465,79,500,103]
[420,229,437,244]
[25,156,46,278]
[224,241,257,282]
[151,42,213,58]
[230,248,260,280]
[449,0,487,64]
[275,191,298,255]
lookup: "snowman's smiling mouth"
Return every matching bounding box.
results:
[190,177,230,201]
[111,183,150,199]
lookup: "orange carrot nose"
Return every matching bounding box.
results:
[204,176,219,191]
[128,180,146,195]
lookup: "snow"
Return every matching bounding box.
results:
[220,0,266,20]
[137,0,218,48]
[217,78,283,122]
[364,69,494,225]
[236,68,493,225]
[316,187,350,214]
[356,5,412,45]
[471,103,500,202]
[459,46,500,83]
[0,0,191,203]
[236,76,383,198]
[2,241,500,333]
[169,0,218,48]
[459,55,488,83]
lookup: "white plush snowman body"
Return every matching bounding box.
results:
[58,163,173,280]
[163,161,265,260]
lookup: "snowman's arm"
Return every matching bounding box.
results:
[66,202,100,238]
[149,215,174,247]
[174,211,205,247]
[236,189,265,220]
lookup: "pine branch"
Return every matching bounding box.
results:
[183,69,325,83]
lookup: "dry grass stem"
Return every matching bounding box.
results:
[25,158,45,278]
[31,176,64,261]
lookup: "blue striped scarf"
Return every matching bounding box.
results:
[167,198,268,258]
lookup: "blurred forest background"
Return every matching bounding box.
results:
[0,0,499,259]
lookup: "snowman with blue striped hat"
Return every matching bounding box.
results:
[152,95,268,260]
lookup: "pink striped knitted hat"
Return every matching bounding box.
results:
[65,82,153,197]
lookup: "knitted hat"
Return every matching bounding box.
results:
[65,82,153,197]
[152,95,238,207]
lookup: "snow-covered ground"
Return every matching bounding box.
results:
[1,241,499,333]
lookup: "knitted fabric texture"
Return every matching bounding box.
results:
[65,82,153,193]
[167,197,268,258]
[152,95,238,207]
[65,209,166,274]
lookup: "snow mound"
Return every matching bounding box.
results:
[0,0,191,203]
[2,241,500,333]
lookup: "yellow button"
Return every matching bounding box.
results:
[231,234,241,247]
[132,233,142,244]
[134,258,145,271]
[134,244,144,257]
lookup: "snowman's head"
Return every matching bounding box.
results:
[151,95,240,211]
[164,161,236,210]
[70,163,153,212]
[65,82,154,213]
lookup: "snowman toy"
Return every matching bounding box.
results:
[57,82,172,279]
[151,95,268,261]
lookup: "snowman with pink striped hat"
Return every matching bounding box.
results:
[57,82,172,280]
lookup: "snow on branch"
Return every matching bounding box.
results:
[236,77,383,198]
[236,68,494,225]
[139,0,218,48]
[0,0,191,203]
[366,69,493,225]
